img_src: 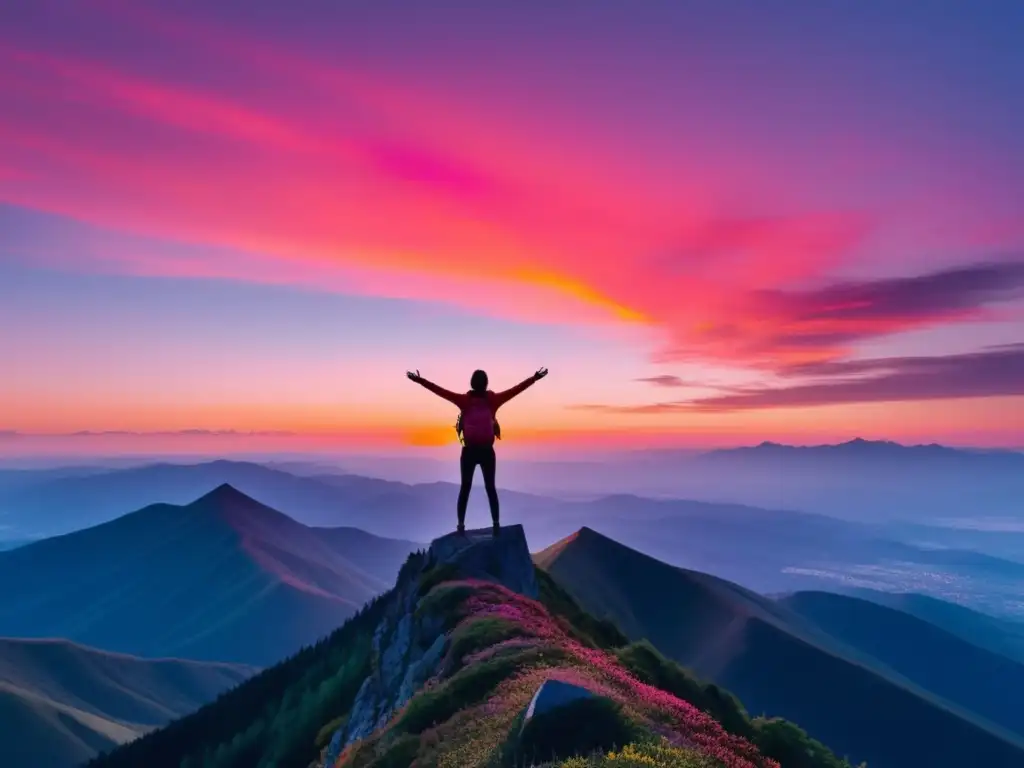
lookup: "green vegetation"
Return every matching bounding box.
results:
[535,567,630,650]
[416,580,476,624]
[549,742,721,767]
[617,640,751,737]
[616,639,860,768]
[396,648,540,735]
[447,616,530,668]
[751,718,866,768]
[316,715,347,750]
[85,564,397,768]
[419,561,462,596]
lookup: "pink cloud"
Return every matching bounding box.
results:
[2,3,1020,381]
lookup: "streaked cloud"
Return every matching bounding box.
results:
[575,345,1024,414]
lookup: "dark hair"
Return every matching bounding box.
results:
[470,369,488,393]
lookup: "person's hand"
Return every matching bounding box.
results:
[534,367,548,380]
[406,369,422,383]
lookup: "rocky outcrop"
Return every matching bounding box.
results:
[521,679,596,731]
[321,525,538,766]
[427,524,539,600]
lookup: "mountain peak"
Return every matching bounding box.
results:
[425,523,538,599]
[195,482,251,504]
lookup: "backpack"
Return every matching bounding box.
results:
[456,396,500,445]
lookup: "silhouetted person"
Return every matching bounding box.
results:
[407,367,548,536]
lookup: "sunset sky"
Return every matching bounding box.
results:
[2,0,1023,454]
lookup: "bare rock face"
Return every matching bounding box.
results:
[522,679,596,730]
[428,524,539,599]
[320,524,537,766]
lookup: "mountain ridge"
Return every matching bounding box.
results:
[779,590,1024,739]
[537,526,1024,768]
[0,487,418,665]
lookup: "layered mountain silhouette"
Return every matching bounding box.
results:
[536,527,1024,768]
[0,485,418,665]
[850,588,1024,664]
[0,636,253,768]
[85,525,849,768]
[0,459,552,540]
[778,590,1024,739]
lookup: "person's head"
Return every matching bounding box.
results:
[470,369,489,393]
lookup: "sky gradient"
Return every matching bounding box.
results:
[3,0,1023,453]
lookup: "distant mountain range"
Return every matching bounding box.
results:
[5,438,1023,537]
[5,456,1024,617]
[0,636,254,768]
[848,588,1024,665]
[0,459,554,540]
[704,438,1024,465]
[0,485,419,665]
[537,527,1024,768]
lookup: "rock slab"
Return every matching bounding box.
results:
[522,679,596,730]
[428,524,539,599]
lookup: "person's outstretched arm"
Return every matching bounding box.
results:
[407,370,464,406]
[494,367,548,408]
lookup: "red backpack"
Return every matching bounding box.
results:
[456,396,500,445]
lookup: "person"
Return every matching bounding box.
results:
[406,366,549,536]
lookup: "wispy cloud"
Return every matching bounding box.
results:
[661,259,1024,367]
[575,345,1024,413]
[2,429,297,438]
[634,375,694,388]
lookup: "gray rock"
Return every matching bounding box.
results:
[380,611,412,690]
[521,679,596,732]
[326,522,541,759]
[427,524,538,599]
[397,633,447,710]
[342,674,380,745]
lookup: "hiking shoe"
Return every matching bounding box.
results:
[456,525,466,536]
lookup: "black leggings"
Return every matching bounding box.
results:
[457,444,499,528]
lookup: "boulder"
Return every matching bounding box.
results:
[522,679,596,730]
[427,524,539,599]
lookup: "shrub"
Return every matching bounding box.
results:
[418,562,461,597]
[517,696,648,765]
[551,741,720,767]
[416,582,475,627]
[616,641,753,740]
[366,733,421,768]
[751,718,858,768]
[396,649,539,734]
[315,715,346,750]
[447,616,530,670]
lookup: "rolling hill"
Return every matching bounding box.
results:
[0,636,254,768]
[536,527,1024,768]
[0,485,418,665]
[779,590,1024,739]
